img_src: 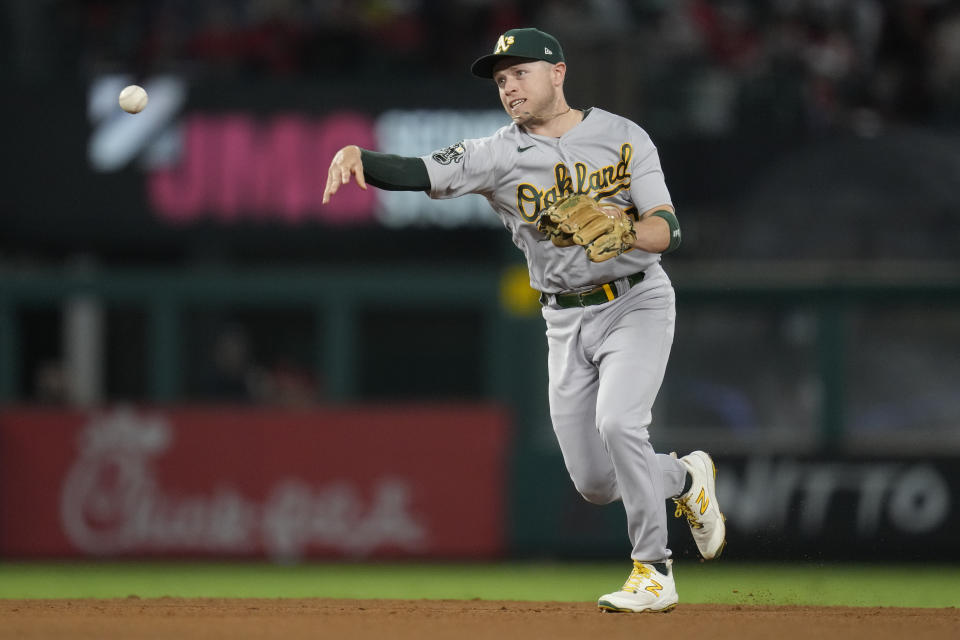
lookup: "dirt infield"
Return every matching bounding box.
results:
[1,599,957,640]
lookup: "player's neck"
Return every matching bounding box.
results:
[523,103,582,137]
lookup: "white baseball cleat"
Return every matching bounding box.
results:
[673,450,727,560]
[597,559,678,613]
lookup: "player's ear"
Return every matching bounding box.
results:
[552,62,567,87]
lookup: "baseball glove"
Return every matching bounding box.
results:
[536,194,637,262]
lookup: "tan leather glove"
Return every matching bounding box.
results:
[537,194,636,262]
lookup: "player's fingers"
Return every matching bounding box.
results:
[354,166,367,190]
[322,168,342,204]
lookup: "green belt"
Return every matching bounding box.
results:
[549,272,646,309]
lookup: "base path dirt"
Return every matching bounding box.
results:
[1,599,957,640]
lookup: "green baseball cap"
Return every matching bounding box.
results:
[471,28,565,78]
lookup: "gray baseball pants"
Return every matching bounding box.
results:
[542,263,686,562]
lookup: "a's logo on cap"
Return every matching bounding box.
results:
[494,35,515,54]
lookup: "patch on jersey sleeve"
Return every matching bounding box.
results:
[432,142,466,165]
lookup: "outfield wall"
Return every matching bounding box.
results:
[1,406,957,562]
[0,406,509,560]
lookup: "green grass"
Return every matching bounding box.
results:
[0,561,958,608]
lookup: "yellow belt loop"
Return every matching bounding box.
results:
[602,283,615,301]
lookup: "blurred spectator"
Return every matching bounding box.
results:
[195,322,320,405]
[4,1,959,132]
[926,3,960,121]
[253,357,320,407]
[33,359,69,405]
[199,323,259,401]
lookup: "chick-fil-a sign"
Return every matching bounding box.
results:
[0,406,508,560]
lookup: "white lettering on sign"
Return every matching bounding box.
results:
[718,457,951,537]
[374,110,508,228]
[263,479,425,560]
[60,408,427,560]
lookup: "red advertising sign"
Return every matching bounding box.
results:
[147,112,378,224]
[0,406,509,560]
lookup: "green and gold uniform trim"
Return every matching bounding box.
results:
[649,209,681,253]
[549,271,646,308]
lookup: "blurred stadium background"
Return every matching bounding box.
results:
[1,0,959,587]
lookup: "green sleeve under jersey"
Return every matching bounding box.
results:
[360,149,430,191]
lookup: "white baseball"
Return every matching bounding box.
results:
[118,85,148,114]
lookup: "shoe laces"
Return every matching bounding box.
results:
[674,495,703,529]
[621,560,654,593]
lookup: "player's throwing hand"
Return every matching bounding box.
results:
[322,145,367,204]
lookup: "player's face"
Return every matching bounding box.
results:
[492,59,562,126]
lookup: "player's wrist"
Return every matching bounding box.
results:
[630,212,678,254]
[648,210,681,253]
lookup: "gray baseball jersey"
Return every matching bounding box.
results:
[421,106,688,564]
[421,107,672,294]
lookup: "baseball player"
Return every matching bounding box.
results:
[323,27,725,613]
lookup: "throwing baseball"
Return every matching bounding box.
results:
[323,27,725,613]
[118,84,148,114]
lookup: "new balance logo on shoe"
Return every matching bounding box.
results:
[696,488,709,515]
[674,451,727,560]
[598,560,677,613]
